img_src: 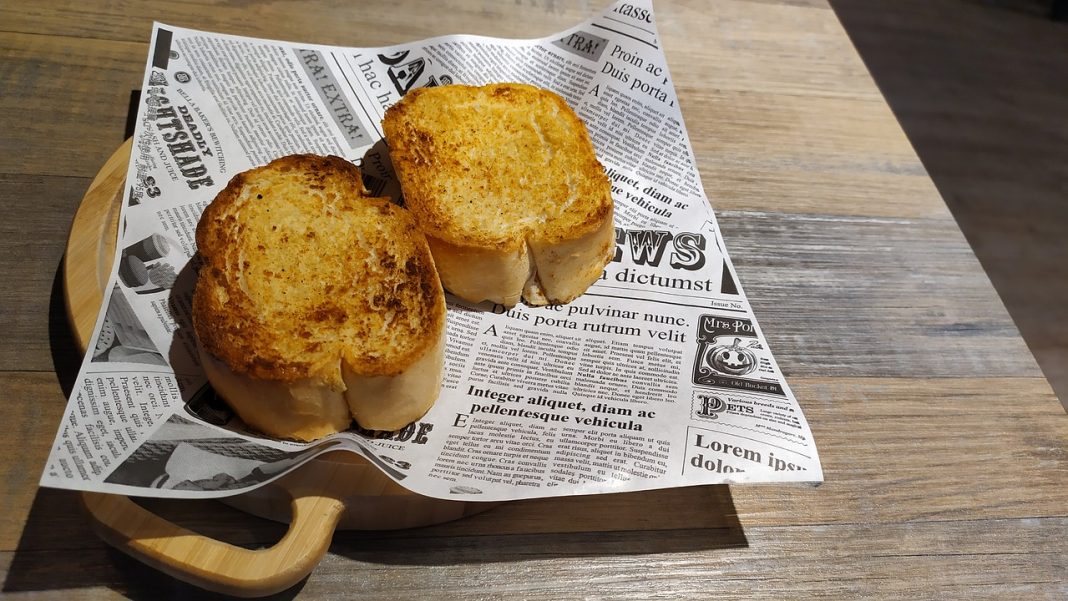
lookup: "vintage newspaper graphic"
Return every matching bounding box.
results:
[41,0,823,501]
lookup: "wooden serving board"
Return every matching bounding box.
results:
[63,141,497,597]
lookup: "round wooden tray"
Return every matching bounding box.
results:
[64,140,496,596]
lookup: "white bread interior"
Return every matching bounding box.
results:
[526,210,615,304]
[198,345,352,441]
[342,324,446,431]
[198,327,445,438]
[426,236,533,307]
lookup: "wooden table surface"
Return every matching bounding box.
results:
[2,1,1066,599]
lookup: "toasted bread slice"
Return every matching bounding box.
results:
[192,154,446,440]
[382,83,614,306]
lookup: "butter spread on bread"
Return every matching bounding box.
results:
[383,83,614,307]
[192,154,446,440]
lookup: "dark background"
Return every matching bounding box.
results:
[830,0,1068,409]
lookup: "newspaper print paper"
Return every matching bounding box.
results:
[41,0,823,501]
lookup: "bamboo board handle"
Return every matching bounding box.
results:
[64,138,130,351]
[67,140,347,596]
[84,489,345,597]
[65,141,499,594]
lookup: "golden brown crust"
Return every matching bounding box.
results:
[382,83,614,305]
[383,83,613,248]
[192,154,446,387]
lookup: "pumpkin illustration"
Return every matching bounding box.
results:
[708,337,757,375]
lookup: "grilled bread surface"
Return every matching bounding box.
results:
[383,83,614,306]
[193,154,446,439]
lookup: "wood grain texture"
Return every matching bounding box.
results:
[830,0,1068,410]
[0,174,95,371]
[3,514,1066,600]
[6,374,1063,542]
[719,210,1039,378]
[0,373,69,550]
[655,0,877,102]
[0,1,602,46]
[688,90,937,214]
[3,375,1066,592]
[1,0,1066,598]
[0,32,141,178]
[63,140,128,352]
